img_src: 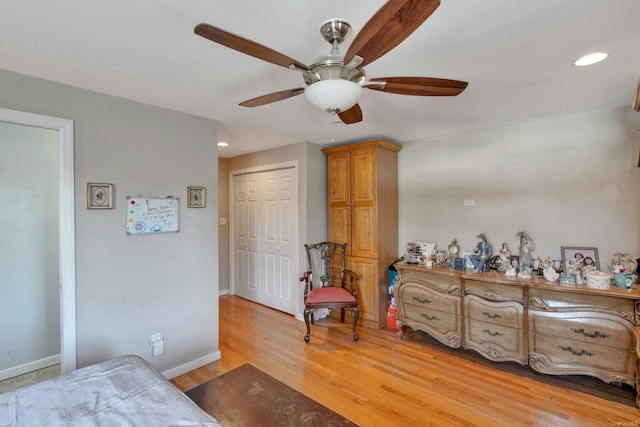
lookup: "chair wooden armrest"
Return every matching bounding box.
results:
[299,271,312,298]
[342,269,359,298]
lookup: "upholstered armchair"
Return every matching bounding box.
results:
[300,242,360,342]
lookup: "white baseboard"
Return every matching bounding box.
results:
[0,354,61,381]
[219,289,229,296]
[161,351,222,380]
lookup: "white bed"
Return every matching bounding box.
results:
[0,355,220,426]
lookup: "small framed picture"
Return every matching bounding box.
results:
[187,186,206,208]
[561,246,600,272]
[87,183,113,209]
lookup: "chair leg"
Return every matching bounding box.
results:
[351,307,359,341]
[340,308,345,323]
[303,308,312,343]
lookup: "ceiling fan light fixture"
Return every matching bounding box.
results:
[304,79,362,114]
[574,52,608,67]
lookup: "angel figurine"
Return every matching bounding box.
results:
[516,231,534,278]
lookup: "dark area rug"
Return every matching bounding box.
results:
[186,364,357,426]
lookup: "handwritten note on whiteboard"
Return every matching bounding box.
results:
[126,196,180,235]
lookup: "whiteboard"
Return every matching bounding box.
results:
[126,196,179,235]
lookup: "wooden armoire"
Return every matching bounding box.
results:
[322,139,400,329]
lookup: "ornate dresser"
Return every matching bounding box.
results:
[394,262,640,406]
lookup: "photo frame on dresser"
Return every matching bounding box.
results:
[561,246,600,272]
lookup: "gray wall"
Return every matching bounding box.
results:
[0,68,219,374]
[0,123,60,371]
[399,106,640,268]
[218,158,230,292]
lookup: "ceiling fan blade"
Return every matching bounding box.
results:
[338,104,363,124]
[195,23,309,71]
[239,88,305,107]
[343,0,440,67]
[368,77,468,96]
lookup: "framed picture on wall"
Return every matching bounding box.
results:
[187,186,206,208]
[87,183,113,209]
[561,246,600,272]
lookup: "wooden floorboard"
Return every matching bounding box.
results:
[172,295,640,426]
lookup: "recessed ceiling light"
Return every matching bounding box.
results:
[574,52,608,67]
[217,142,228,147]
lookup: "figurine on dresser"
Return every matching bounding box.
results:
[516,231,534,278]
[497,242,511,272]
[470,233,492,273]
[541,258,559,282]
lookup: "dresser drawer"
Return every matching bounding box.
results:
[528,311,632,350]
[401,303,462,348]
[400,270,462,295]
[528,289,635,323]
[465,279,524,302]
[398,282,461,316]
[528,332,635,385]
[464,318,524,363]
[464,295,523,329]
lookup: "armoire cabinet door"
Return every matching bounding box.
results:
[327,152,351,251]
[349,256,379,326]
[350,149,378,259]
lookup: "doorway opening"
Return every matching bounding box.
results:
[0,108,76,376]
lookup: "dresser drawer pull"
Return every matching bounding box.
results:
[559,346,594,357]
[413,296,432,304]
[420,313,440,321]
[570,328,609,339]
[483,329,503,337]
[482,311,502,319]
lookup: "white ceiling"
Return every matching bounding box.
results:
[1,1,639,158]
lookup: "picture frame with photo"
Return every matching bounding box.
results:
[187,186,206,208]
[561,246,600,272]
[87,183,113,209]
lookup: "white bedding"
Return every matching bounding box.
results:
[0,355,220,426]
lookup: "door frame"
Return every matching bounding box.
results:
[229,161,299,312]
[0,107,76,373]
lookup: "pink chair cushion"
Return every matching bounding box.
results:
[306,287,356,304]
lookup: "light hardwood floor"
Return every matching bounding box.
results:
[0,364,60,394]
[172,295,640,426]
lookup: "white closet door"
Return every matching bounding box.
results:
[261,168,296,314]
[233,173,260,302]
[232,166,297,315]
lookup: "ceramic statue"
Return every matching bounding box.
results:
[469,233,492,273]
[543,264,559,282]
[516,231,534,276]
[497,242,511,272]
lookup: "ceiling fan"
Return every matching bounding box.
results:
[194,0,467,125]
